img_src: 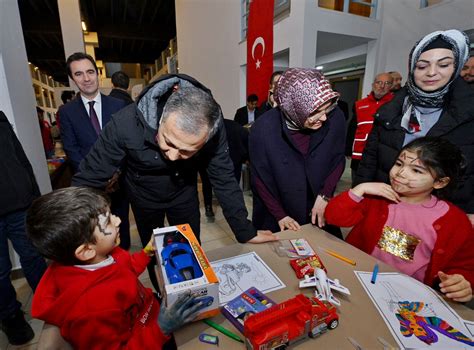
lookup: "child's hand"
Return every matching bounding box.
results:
[143,237,155,256]
[351,183,400,203]
[438,271,472,302]
[278,216,300,231]
[158,292,202,335]
[311,195,329,228]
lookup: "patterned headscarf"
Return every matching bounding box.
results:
[402,30,470,133]
[274,68,339,129]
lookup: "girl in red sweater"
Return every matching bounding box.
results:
[326,137,473,302]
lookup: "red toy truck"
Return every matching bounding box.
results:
[243,294,339,349]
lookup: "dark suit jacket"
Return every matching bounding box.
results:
[234,106,259,126]
[223,119,249,181]
[59,93,126,171]
[109,88,134,105]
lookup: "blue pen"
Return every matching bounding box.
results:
[371,263,379,284]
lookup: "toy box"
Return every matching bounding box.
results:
[222,287,275,332]
[153,224,220,320]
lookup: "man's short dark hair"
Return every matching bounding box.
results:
[270,71,283,85]
[161,86,221,140]
[26,187,110,265]
[66,52,98,78]
[61,90,75,104]
[247,94,258,103]
[111,71,130,90]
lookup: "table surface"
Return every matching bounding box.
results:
[175,224,474,349]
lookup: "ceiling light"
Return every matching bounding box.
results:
[81,21,87,32]
[316,65,324,70]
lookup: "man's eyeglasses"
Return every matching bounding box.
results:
[374,81,393,87]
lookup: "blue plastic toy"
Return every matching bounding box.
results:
[161,241,203,283]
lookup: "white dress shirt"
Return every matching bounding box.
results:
[81,93,103,129]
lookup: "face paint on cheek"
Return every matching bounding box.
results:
[97,212,112,236]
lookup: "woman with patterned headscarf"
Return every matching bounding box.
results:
[249,68,346,236]
[354,29,474,226]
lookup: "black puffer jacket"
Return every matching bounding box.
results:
[73,74,256,242]
[354,77,474,213]
[0,111,40,216]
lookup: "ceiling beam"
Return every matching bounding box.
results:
[94,48,161,63]
[96,23,172,41]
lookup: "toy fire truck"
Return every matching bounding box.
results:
[243,294,339,349]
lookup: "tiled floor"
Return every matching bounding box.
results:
[0,165,352,349]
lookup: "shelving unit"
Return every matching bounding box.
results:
[29,62,65,124]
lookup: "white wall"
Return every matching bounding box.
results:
[377,0,474,86]
[238,1,382,98]
[176,0,473,110]
[175,0,241,119]
[0,1,51,195]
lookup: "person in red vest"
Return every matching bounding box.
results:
[345,73,394,185]
[37,107,54,158]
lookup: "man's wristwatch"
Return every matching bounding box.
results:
[319,194,331,202]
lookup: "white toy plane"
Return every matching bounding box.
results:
[299,268,350,306]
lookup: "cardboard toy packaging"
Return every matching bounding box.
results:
[153,224,220,320]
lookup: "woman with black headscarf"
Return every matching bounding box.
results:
[249,68,346,236]
[354,29,474,226]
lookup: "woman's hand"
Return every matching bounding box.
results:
[351,183,400,203]
[438,271,472,302]
[311,195,329,228]
[467,214,474,228]
[278,216,301,232]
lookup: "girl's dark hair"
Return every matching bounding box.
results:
[26,187,110,265]
[401,137,466,199]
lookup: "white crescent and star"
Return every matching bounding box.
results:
[251,37,265,69]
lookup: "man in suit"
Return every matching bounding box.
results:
[461,54,474,86]
[258,71,283,116]
[59,52,131,249]
[109,71,134,105]
[234,94,259,126]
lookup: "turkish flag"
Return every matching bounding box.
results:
[247,0,274,103]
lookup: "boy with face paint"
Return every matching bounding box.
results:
[26,187,204,349]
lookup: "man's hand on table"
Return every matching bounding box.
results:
[247,230,279,244]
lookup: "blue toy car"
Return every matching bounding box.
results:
[161,242,203,283]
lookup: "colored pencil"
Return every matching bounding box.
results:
[324,248,357,266]
[203,319,244,343]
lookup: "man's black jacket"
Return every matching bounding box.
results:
[0,111,40,216]
[73,74,256,242]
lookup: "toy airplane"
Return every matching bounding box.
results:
[299,268,350,306]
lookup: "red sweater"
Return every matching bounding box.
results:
[325,191,474,287]
[32,248,170,349]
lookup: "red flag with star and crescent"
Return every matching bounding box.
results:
[246,0,274,103]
